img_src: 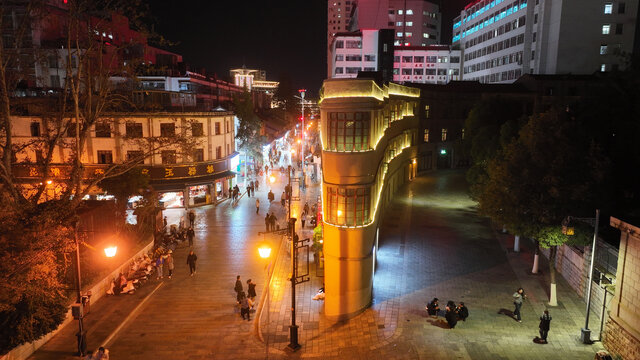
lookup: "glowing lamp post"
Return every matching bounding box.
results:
[258,243,273,359]
[269,175,276,184]
[104,246,117,258]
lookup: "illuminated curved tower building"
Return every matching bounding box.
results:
[319,78,420,317]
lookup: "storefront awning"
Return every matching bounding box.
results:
[149,170,235,192]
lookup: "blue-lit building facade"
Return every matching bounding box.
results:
[452,0,638,83]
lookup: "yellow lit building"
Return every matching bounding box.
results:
[319,79,420,317]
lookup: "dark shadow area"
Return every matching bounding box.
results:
[533,337,547,344]
[498,308,516,320]
[427,318,451,329]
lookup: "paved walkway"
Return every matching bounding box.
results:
[27,170,605,360]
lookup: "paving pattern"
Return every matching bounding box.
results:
[27,170,606,360]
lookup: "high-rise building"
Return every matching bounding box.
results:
[393,45,462,84]
[327,0,442,76]
[453,0,638,83]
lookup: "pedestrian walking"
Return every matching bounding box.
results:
[538,310,552,343]
[187,227,195,247]
[301,210,306,228]
[166,251,174,279]
[179,216,185,232]
[426,297,440,317]
[239,292,251,320]
[270,212,278,231]
[186,250,197,276]
[281,191,286,206]
[256,198,260,214]
[264,213,270,232]
[268,190,274,203]
[163,216,168,229]
[155,256,164,279]
[234,275,243,302]
[246,185,251,198]
[513,287,526,322]
[445,301,458,329]
[255,179,259,190]
[188,210,195,227]
[456,302,469,321]
[304,202,309,215]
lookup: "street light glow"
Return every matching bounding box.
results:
[269,175,276,184]
[104,246,117,257]
[258,244,272,259]
[291,149,296,155]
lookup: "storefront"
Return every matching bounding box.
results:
[159,191,184,208]
[187,184,211,206]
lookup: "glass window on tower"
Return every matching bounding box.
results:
[600,45,608,55]
[406,9,413,15]
[602,24,611,34]
[604,3,613,14]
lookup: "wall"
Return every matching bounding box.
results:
[1,238,154,360]
[603,217,640,360]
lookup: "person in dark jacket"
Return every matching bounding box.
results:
[445,302,458,329]
[539,310,552,343]
[247,279,257,308]
[188,210,195,227]
[239,292,251,320]
[234,275,243,302]
[264,213,270,232]
[186,227,195,247]
[186,251,197,276]
[513,287,526,322]
[426,297,440,317]
[456,302,469,321]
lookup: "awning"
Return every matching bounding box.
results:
[149,170,235,192]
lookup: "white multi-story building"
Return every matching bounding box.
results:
[393,45,462,84]
[330,30,382,78]
[453,0,638,83]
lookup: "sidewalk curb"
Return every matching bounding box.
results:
[101,282,164,348]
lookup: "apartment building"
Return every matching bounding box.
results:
[453,0,638,83]
[329,29,395,81]
[393,45,462,84]
[11,112,238,208]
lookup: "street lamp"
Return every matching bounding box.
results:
[73,225,117,356]
[269,175,276,184]
[297,89,306,189]
[258,243,272,359]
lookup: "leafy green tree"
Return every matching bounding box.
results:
[234,90,265,161]
[477,108,607,304]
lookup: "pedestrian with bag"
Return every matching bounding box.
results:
[186,250,197,276]
[247,279,257,309]
[513,287,526,322]
[538,310,552,343]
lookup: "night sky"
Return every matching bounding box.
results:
[150,0,468,97]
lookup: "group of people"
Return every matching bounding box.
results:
[512,287,553,343]
[234,275,257,321]
[84,346,109,359]
[264,212,279,232]
[245,180,258,198]
[426,298,468,329]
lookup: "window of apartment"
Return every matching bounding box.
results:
[601,63,607,72]
[160,123,175,137]
[95,122,111,138]
[335,67,344,74]
[600,44,608,55]
[406,9,413,15]
[161,150,176,164]
[406,21,413,26]
[97,150,113,164]
[402,56,413,63]
[402,68,412,75]
[346,40,361,48]
[438,56,448,63]
[398,9,403,15]
[414,56,424,62]
[425,105,430,118]
[30,122,41,137]
[48,55,58,69]
[414,68,424,75]
[192,122,204,136]
[345,67,360,74]
[451,56,460,63]
[441,128,448,141]
[346,54,362,61]
[405,32,412,37]
[615,23,623,34]
[604,3,613,14]
[397,31,404,37]
[602,24,611,35]
[618,2,625,13]
[215,122,221,135]
[388,9,394,14]
[365,54,376,61]
[326,112,370,152]
[216,146,222,159]
[335,40,344,48]
[326,186,370,226]
[50,75,60,88]
[335,54,344,61]
[126,150,144,162]
[532,32,537,42]
[126,122,143,138]
[363,67,375,71]
[423,33,430,38]
[388,21,394,26]
[193,148,204,162]
[426,56,437,63]
[423,129,429,142]
[437,69,447,75]
[396,21,404,26]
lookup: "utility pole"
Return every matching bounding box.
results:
[298,89,306,189]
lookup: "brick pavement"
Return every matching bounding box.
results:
[27,170,607,360]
